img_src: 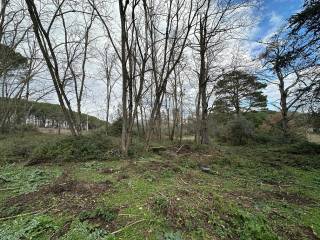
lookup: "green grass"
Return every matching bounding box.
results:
[0,133,319,239]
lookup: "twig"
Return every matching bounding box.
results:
[180,178,188,185]
[176,145,185,154]
[110,219,146,235]
[0,187,20,191]
[0,206,55,221]
[158,192,168,199]
[118,213,138,217]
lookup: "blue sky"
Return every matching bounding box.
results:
[254,0,303,40]
[251,0,304,109]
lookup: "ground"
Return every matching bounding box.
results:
[0,136,319,239]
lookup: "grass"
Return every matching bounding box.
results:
[0,132,319,239]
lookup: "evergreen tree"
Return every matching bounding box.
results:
[214,70,267,115]
[289,0,320,42]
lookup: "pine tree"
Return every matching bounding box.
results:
[214,70,267,115]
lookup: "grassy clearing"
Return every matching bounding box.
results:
[0,133,319,239]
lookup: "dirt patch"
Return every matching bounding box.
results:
[1,173,113,217]
[225,191,255,208]
[262,191,316,205]
[79,207,119,232]
[99,168,114,174]
[117,173,129,181]
[226,190,316,208]
[300,226,320,240]
[47,180,110,195]
[144,161,182,173]
[175,145,192,154]
[275,224,320,240]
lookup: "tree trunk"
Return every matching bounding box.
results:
[119,0,130,155]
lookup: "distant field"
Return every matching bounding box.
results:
[37,127,71,135]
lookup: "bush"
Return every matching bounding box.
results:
[223,115,255,145]
[254,127,307,145]
[107,118,122,136]
[0,133,53,162]
[30,132,117,162]
[285,141,320,155]
[254,131,288,144]
[79,207,118,222]
[128,138,146,157]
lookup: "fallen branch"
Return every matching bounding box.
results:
[118,213,139,217]
[176,145,185,154]
[111,219,146,235]
[0,205,56,221]
[0,187,20,191]
[180,178,188,185]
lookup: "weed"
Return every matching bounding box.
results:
[0,215,62,239]
[157,231,183,240]
[79,207,118,223]
[285,141,320,155]
[61,220,108,240]
[0,164,61,194]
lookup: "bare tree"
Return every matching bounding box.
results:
[99,44,119,130]
[144,0,204,147]
[24,0,97,135]
[192,0,256,144]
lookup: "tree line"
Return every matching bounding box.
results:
[0,0,319,154]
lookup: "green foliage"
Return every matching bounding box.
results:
[79,207,118,222]
[190,143,211,153]
[0,44,27,75]
[0,215,61,239]
[253,131,289,144]
[0,133,52,162]
[0,164,61,194]
[0,134,319,239]
[107,118,122,136]
[233,210,278,240]
[289,0,320,41]
[0,98,105,133]
[128,138,146,157]
[30,132,117,162]
[285,141,320,155]
[224,115,255,145]
[157,231,183,240]
[214,70,267,114]
[152,196,169,213]
[244,111,271,128]
[61,220,108,240]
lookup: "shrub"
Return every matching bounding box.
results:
[128,138,146,157]
[0,133,53,162]
[30,132,117,162]
[191,143,211,153]
[157,231,183,240]
[285,141,320,155]
[223,115,255,145]
[254,131,288,144]
[79,207,118,222]
[254,127,307,145]
[107,118,122,136]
